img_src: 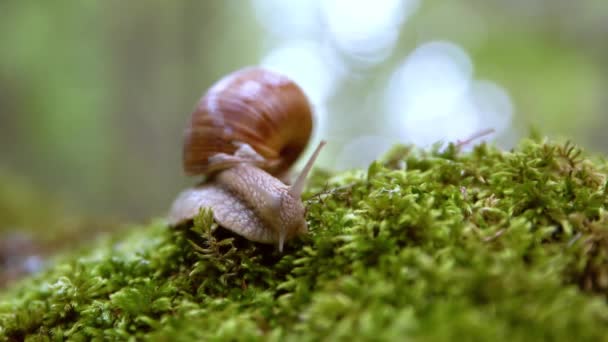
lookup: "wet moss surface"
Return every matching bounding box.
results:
[1,139,608,341]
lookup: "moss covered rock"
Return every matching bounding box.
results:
[1,139,608,341]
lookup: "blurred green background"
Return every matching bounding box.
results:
[0,0,606,227]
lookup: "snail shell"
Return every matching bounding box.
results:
[183,67,314,177]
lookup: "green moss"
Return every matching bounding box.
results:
[1,139,608,341]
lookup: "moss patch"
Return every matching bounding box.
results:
[1,139,608,341]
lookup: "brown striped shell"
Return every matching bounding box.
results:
[183,67,314,176]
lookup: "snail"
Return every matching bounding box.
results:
[168,67,326,252]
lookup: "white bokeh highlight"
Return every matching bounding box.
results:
[385,41,512,147]
[260,41,343,107]
[468,80,513,135]
[321,0,420,65]
[251,0,514,169]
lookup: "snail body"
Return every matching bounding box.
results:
[168,67,325,251]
